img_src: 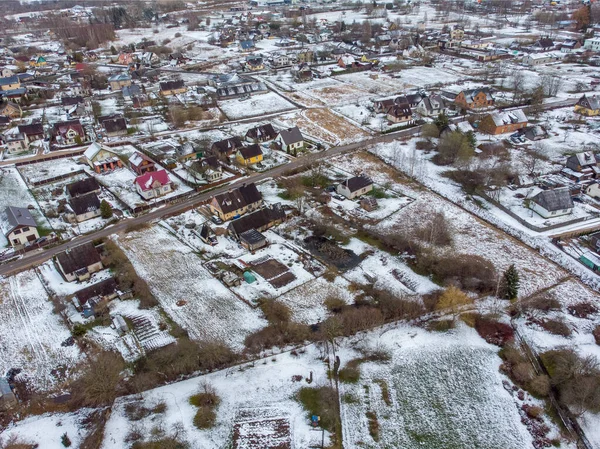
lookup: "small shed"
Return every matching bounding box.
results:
[112,315,129,336]
[243,271,257,284]
[239,229,267,251]
[0,377,16,410]
[580,251,600,272]
[360,197,378,211]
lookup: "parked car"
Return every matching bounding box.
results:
[210,215,223,225]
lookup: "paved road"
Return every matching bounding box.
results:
[0,98,576,277]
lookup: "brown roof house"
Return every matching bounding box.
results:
[129,151,156,175]
[386,103,413,124]
[67,192,101,223]
[102,117,128,138]
[478,109,527,135]
[159,80,186,96]
[336,175,373,200]
[55,243,103,282]
[66,178,101,197]
[210,137,244,162]
[18,123,44,141]
[209,183,263,221]
[245,124,277,143]
[454,88,495,110]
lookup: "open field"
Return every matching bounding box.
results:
[117,225,265,349]
[0,270,80,391]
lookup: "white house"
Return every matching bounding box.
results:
[0,206,39,247]
[529,188,574,218]
[584,38,600,51]
[134,169,173,200]
[415,95,445,117]
[275,126,304,154]
[55,243,103,282]
[336,175,373,200]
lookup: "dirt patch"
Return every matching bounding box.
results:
[233,416,291,449]
[304,236,361,271]
[270,272,297,289]
[252,259,297,288]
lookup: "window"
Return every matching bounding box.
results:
[22,227,29,232]
[163,186,169,192]
[13,229,21,235]
[562,209,569,213]
[13,239,19,245]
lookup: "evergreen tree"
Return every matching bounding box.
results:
[434,111,449,132]
[100,200,113,219]
[501,264,520,300]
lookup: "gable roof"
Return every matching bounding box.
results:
[61,96,84,106]
[18,123,43,136]
[76,277,118,304]
[461,87,494,103]
[532,188,573,212]
[568,151,598,167]
[213,183,262,214]
[386,103,412,118]
[56,243,102,275]
[129,151,154,168]
[69,192,100,215]
[212,136,243,154]
[578,95,600,111]
[66,177,100,197]
[278,126,303,145]
[340,175,373,193]
[0,206,36,236]
[83,142,117,161]
[228,205,285,236]
[0,75,19,86]
[134,169,171,191]
[238,144,263,160]
[103,117,127,133]
[246,123,276,140]
[487,108,527,127]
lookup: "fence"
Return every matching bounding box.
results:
[28,169,85,187]
[14,148,86,167]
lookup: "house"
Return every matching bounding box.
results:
[0,102,21,119]
[18,123,44,141]
[564,151,600,181]
[415,95,445,117]
[134,169,173,200]
[292,63,313,82]
[0,76,20,91]
[209,73,267,100]
[192,156,222,182]
[52,120,87,145]
[271,54,290,68]
[83,142,123,173]
[116,53,135,65]
[210,183,263,221]
[531,37,555,52]
[0,67,14,78]
[454,88,494,110]
[245,123,277,143]
[122,84,142,99]
[575,95,600,116]
[583,37,600,51]
[29,55,46,67]
[585,182,600,199]
[227,204,285,239]
[386,104,413,124]
[102,117,128,137]
[210,137,244,161]
[108,73,132,90]
[198,223,217,246]
[0,206,39,247]
[337,176,373,199]
[580,250,600,273]
[560,39,581,53]
[68,192,101,223]
[451,26,464,41]
[478,109,527,135]
[239,40,256,52]
[529,188,574,218]
[245,55,264,71]
[4,133,29,153]
[66,177,101,197]
[522,52,562,66]
[236,144,263,166]
[275,126,304,154]
[159,80,186,96]
[129,151,156,175]
[589,231,600,252]
[55,243,103,282]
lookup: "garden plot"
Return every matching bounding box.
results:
[334,103,387,132]
[117,225,265,349]
[335,72,405,96]
[302,83,370,107]
[101,346,329,449]
[328,190,413,224]
[89,299,176,363]
[0,167,51,247]
[343,238,439,297]
[390,65,463,89]
[338,324,534,449]
[227,232,325,303]
[0,270,80,391]
[277,108,369,146]
[18,157,84,185]
[218,92,296,120]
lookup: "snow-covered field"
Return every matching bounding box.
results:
[0,270,80,390]
[339,324,535,449]
[18,158,84,186]
[117,225,265,349]
[218,92,296,120]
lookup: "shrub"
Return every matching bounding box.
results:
[324,296,346,313]
[259,299,291,325]
[413,212,453,246]
[366,411,380,441]
[593,325,600,345]
[193,406,217,429]
[374,379,391,406]
[416,140,434,150]
[338,362,361,383]
[417,253,497,293]
[61,433,71,447]
[442,169,486,195]
[540,319,571,337]
[244,322,311,353]
[475,317,514,346]
[520,294,561,313]
[527,374,551,398]
[427,319,455,332]
[131,438,189,449]
[189,386,220,408]
[567,302,598,319]
[72,351,124,407]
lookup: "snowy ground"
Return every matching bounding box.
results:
[338,323,536,449]
[218,92,296,120]
[0,270,80,390]
[117,225,265,350]
[101,345,330,449]
[18,157,84,185]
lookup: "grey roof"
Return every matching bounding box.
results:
[0,377,12,396]
[341,175,373,193]
[56,243,101,275]
[278,126,303,145]
[239,229,266,245]
[0,206,37,236]
[0,75,19,86]
[532,188,574,212]
[69,192,100,215]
